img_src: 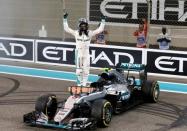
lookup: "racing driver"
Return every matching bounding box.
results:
[63,13,105,86]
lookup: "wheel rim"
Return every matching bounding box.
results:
[105,107,112,122]
[154,83,159,101]
[103,103,112,125]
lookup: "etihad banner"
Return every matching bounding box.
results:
[36,40,187,76]
[0,37,186,77]
[36,40,75,65]
[35,40,143,68]
[147,50,187,76]
[89,45,142,67]
[88,0,187,26]
[0,37,34,62]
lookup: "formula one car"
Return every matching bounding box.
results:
[23,63,160,130]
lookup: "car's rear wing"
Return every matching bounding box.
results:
[120,63,145,71]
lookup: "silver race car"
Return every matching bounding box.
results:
[23,63,160,130]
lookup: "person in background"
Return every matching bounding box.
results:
[95,23,108,44]
[157,27,171,50]
[133,19,148,48]
[63,13,105,86]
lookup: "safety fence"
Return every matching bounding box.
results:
[87,0,187,47]
[88,0,187,26]
[0,36,187,78]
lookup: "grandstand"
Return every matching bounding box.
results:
[0,0,186,50]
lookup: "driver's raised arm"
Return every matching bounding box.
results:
[63,13,76,36]
[90,18,105,37]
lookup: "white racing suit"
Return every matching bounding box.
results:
[63,18,105,86]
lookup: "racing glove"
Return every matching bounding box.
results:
[101,15,106,20]
[64,12,68,19]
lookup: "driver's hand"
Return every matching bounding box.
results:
[64,12,68,19]
[101,15,106,20]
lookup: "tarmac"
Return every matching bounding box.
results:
[0,61,186,131]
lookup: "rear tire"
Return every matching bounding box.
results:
[142,81,160,103]
[150,81,160,103]
[35,94,57,119]
[91,99,112,127]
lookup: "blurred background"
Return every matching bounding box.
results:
[0,0,186,50]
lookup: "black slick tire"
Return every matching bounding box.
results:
[91,99,112,127]
[142,81,160,103]
[35,94,57,119]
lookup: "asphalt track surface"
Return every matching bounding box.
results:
[0,62,187,131]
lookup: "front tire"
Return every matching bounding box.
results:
[35,94,57,119]
[91,99,112,127]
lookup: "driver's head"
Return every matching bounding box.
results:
[78,18,88,35]
[100,73,109,81]
[116,68,123,73]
